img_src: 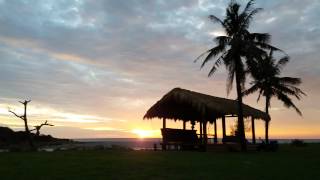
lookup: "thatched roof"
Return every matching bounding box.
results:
[144,88,270,122]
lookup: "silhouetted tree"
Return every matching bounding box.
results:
[230,119,251,136]
[31,120,54,136]
[195,0,279,150]
[8,100,35,148]
[243,50,306,143]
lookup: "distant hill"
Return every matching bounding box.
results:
[0,126,70,148]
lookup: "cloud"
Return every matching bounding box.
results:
[0,0,319,138]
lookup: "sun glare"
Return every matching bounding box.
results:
[132,129,156,138]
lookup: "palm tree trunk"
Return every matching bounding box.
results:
[265,97,270,144]
[235,57,246,151]
[265,121,269,144]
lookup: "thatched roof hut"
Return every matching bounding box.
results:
[144,88,270,122]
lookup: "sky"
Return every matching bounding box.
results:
[0,0,319,139]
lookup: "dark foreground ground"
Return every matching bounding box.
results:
[0,144,319,180]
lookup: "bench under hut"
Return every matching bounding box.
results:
[143,88,270,151]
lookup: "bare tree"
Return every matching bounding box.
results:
[8,100,35,148]
[31,120,54,136]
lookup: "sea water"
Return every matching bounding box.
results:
[74,138,320,150]
[74,138,162,150]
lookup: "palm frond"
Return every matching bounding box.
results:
[226,66,235,95]
[242,83,260,97]
[214,36,231,46]
[275,56,290,70]
[242,7,262,28]
[209,15,224,27]
[238,61,246,90]
[254,42,282,52]
[278,77,301,85]
[275,91,302,116]
[243,0,255,14]
[250,33,271,44]
[194,50,210,63]
[285,84,307,98]
[207,53,226,77]
[257,88,263,102]
[274,83,302,100]
[200,45,226,69]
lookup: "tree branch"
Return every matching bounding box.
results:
[35,120,54,129]
[8,109,24,120]
[19,100,31,105]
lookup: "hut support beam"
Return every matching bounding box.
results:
[183,121,186,130]
[222,116,226,144]
[251,117,256,144]
[203,120,207,145]
[162,118,166,150]
[214,120,218,144]
[199,121,203,143]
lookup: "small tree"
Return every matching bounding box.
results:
[8,100,34,148]
[230,119,251,136]
[31,120,54,136]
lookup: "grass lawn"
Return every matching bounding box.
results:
[0,144,319,180]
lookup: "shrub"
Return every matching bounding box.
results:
[291,139,307,147]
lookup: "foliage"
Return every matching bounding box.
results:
[291,139,307,147]
[243,50,306,115]
[195,0,278,93]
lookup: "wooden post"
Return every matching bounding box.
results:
[251,117,256,144]
[214,120,218,144]
[203,120,207,151]
[199,121,203,143]
[203,120,207,145]
[163,118,166,129]
[162,118,166,150]
[183,121,186,130]
[222,116,226,144]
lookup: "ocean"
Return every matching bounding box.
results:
[74,138,162,150]
[74,138,320,150]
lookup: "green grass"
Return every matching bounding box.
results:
[0,144,320,180]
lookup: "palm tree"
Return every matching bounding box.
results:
[243,50,306,143]
[195,0,278,150]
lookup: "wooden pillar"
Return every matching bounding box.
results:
[199,121,203,143]
[222,116,226,144]
[203,120,207,151]
[162,118,166,150]
[251,117,256,144]
[214,120,218,144]
[183,121,186,130]
[203,120,207,145]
